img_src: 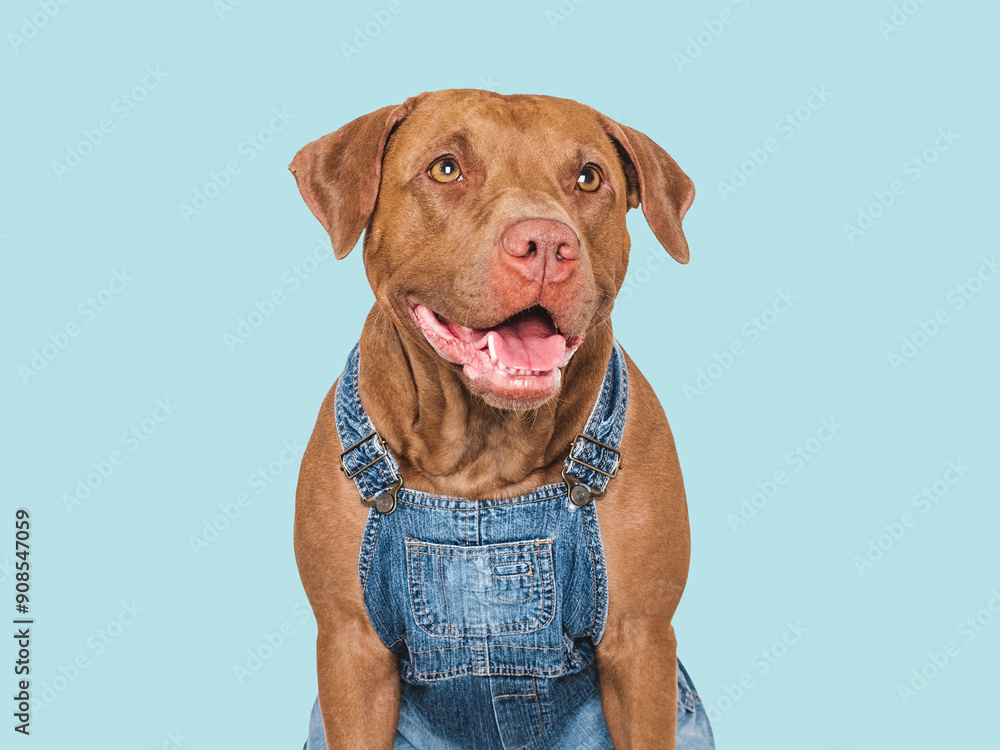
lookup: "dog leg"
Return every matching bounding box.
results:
[295,395,401,749]
[314,622,400,749]
[597,620,679,748]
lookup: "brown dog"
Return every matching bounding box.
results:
[291,89,697,749]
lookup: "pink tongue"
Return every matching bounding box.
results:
[490,313,566,371]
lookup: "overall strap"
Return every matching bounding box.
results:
[334,344,403,514]
[333,340,629,512]
[561,340,629,506]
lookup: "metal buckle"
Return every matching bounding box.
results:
[566,433,622,478]
[340,431,401,513]
[339,432,388,479]
[562,433,622,506]
[361,477,402,514]
[562,467,601,506]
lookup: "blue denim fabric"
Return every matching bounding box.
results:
[302,343,715,750]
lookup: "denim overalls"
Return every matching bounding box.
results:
[303,342,715,750]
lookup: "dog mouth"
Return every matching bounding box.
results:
[408,300,584,403]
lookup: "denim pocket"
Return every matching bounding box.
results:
[405,538,555,636]
[676,659,699,714]
[492,560,533,603]
[676,659,716,749]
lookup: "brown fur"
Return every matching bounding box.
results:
[291,89,695,749]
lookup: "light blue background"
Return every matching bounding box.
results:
[3,0,998,747]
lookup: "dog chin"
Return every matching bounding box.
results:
[407,300,583,410]
[462,362,564,410]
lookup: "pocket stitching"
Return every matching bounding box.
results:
[677,669,698,713]
[492,560,534,604]
[493,560,533,577]
[406,539,555,636]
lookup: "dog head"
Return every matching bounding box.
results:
[290,89,693,410]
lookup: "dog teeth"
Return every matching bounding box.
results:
[494,361,545,377]
[457,324,473,334]
[487,332,498,363]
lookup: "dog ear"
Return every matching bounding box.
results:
[598,116,695,264]
[289,99,416,259]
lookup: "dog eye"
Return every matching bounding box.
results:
[577,165,601,192]
[429,157,462,183]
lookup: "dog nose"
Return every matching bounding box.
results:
[500,218,580,284]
